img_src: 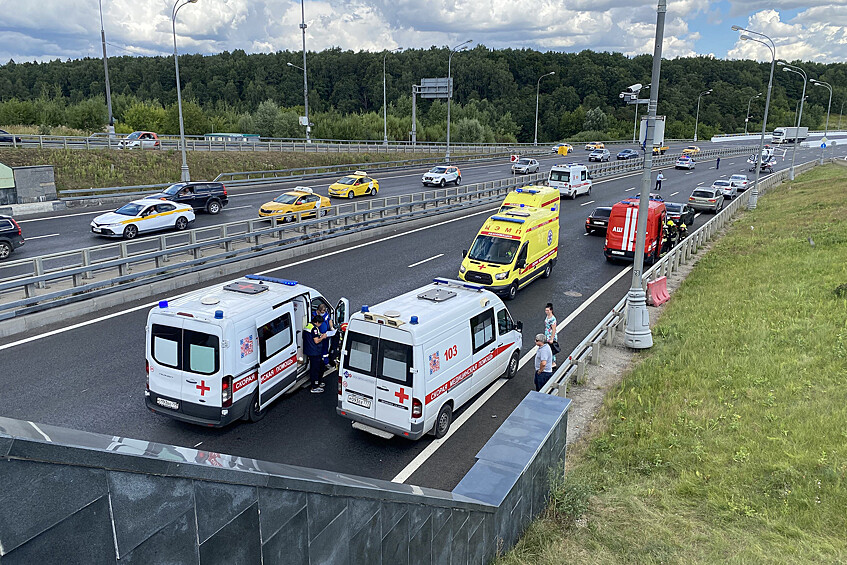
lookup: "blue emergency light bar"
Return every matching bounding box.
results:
[245,274,298,286]
[491,216,525,224]
[432,278,484,291]
[515,188,539,194]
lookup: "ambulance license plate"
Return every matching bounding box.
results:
[156,398,179,410]
[347,393,371,409]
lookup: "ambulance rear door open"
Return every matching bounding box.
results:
[255,302,299,408]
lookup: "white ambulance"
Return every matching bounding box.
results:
[336,278,523,440]
[145,274,349,427]
[548,163,592,199]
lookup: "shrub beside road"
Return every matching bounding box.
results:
[500,164,847,564]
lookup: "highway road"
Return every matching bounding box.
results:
[2,140,839,492]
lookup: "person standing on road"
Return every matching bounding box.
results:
[544,303,558,368]
[534,334,553,391]
[316,303,334,367]
[655,172,664,191]
[304,314,327,393]
[716,156,721,170]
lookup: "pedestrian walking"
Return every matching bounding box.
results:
[304,314,327,393]
[534,334,553,392]
[544,303,558,367]
[716,156,721,170]
[655,172,664,191]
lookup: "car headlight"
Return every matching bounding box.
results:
[459,265,467,274]
[495,272,508,280]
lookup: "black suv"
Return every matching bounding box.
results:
[585,206,612,235]
[149,182,229,214]
[0,215,25,259]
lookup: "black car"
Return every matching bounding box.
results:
[0,215,25,259]
[149,181,229,214]
[617,149,639,160]
[0,129,22,144]
[585,206,613,235]
[664,202,696,228]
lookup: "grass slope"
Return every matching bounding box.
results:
[500,164,847,564]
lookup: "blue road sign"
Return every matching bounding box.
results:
[821,143,827,148]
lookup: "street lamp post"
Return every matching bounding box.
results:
[693,89,711,142]
[744,92,761,135]
[838,97,845,131]
[298,0,311,143]
[732,25,776,210]
[446,39,472,162]
[811,79,833,164]
[623,0,667,350]
[383,47,403,145]
[172,0,198,183]
[534,71,555,146]
[778,62,806,181]
[98,0,115,137]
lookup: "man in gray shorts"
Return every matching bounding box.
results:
[534,333,553,391]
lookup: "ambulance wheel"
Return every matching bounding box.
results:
[586,185,592,196]
[248,391,265,422]
[123,224,138,239]
[505,352,520,379]
[542,261,552,279]
[506,282,518,300]
[434,403,453,438]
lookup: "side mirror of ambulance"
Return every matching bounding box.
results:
[516,321,523,332]
[462,250,467,258]
[517,259,526,269]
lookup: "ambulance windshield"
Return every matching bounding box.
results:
[468,235,520,265]
[549,170,570,183]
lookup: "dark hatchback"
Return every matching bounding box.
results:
[149,181,229,214]
[585,206,613,235]
[0,129,22,144]
[616,149,640,160]
[0,215,25,259]
[664,202,696,227]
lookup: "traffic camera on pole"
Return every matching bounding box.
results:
[620,84,643,104]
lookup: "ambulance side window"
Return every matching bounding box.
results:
[496,309,514,335]
[379,340,413,387]
[515,244,528,269]
[471,309,496,353]
[258,312,292,363]
[345,331,377,376]
[581,170,587,181]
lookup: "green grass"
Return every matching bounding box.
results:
[0,147,455,192]
[499,164,847,564]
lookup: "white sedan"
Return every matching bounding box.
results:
[729,174,749,191]
[91,198,195,239]
[675,156,696,170]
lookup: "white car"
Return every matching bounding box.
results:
[511,158,540,174]
[711,179,737,199]
[91,199,195,239]
[119,131,160,149]
[588,149,611,162]
[421,165,461,187]
[675,156,695,170]
[729,174,749,191]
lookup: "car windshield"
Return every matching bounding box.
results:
[549,170,570,183]
[337,176,358,185]
[664,203,682,213]
[126,132,142,140]
[468,235,520,265]
[115,203,145,216]
[517,159,532,165]
[692,190,714,198]
[730,175,746,181]
[273,193,300,204]
[713,181,730,187]
[429,166,448,174]
[592,208,612,218]
[162,183,187,195]
[686,146,696,150]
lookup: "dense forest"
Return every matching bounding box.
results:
[0,47,845,143]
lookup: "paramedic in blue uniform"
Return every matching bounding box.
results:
[304,314,327,393]
[317,303,335,367]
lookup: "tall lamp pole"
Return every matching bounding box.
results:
[811,79,832,164]
[98,0,115,137]
[732,25,776,210]
[172,0,198,183]
[838,97,845,131]
[744,92,761,135]
[693,89,711,142]
[298,0,311,143]
[383,47,403,145]
[446,39,472,162]
[778,62,806,181]
[623,0,667,350]
[533,71,555,146]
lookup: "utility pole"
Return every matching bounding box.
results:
[99,0,115,137]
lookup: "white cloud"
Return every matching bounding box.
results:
[727,8,847,63]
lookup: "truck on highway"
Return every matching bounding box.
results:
[772,127,809,144]
[547,163,591,198]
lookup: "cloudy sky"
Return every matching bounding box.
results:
[0,0,845,64]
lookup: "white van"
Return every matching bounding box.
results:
[145,274,349,427]
[548,163,592,198]
[337,278,523,440]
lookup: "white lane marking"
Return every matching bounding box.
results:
[392,264,633,484]
[225,205,252,211]
[18,210,103,223]
[685,172,694,175]
[408,253,444,268]
[624,187,636,191]
[669,191,679,197]
[580,200,595,207]
[25,233,60,240]
[0,207,499,351]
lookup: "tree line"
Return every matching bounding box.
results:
[0,47,844,143]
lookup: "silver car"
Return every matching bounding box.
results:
[711,179,737,199]
[511,158,540,174]
[729,174,749,191]
[588,149,610,162]
[688,187,724,214]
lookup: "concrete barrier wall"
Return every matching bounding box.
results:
[0,391,569,564]
[11,165,56,203]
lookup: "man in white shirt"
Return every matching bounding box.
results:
[534,334,553,391]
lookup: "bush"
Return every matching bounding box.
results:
[547,470,594,527]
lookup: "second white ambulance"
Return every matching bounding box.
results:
[337,278,523,440]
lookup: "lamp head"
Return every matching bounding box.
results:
[549,71,556,76]
[731,25,743,31]
[740,34,751,41]
[188,0,198,3]
[287,62,294,67]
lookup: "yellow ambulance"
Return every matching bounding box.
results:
[499,185,560,213]
[459,207,559,300]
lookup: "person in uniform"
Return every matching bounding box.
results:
[304,314,327,393]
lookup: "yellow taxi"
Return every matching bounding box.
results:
[585,141,605,150]
[258,187,331,221]
[652,144,669,155]
[682,145,701,155]
[327,170,379,199]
